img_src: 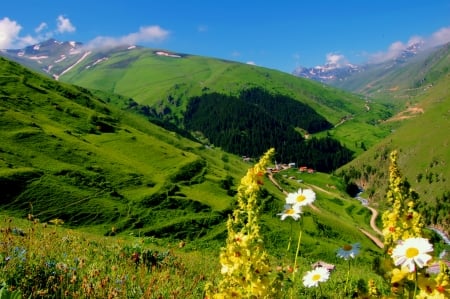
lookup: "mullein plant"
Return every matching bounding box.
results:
[205,148,283,298]
[380,150,450,298]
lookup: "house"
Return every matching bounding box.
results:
[299,166,308,172]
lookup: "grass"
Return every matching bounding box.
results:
[55,47,394,154]
[0,213,386,298]
[0,214,218,298]
[337,69,450,233]
[3,153,447,298]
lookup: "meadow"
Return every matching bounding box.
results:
[1,150,449,298]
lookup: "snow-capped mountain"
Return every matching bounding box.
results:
[0,38,146,80]
[293,42,424,84]
[1,38,87,79]
[292,63,363,83]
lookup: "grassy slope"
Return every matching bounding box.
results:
[0,57,243,234]
[336,63,450,228]
[0,56,386,260]
[59,48,392,154]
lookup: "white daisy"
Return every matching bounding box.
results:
[392,237,433,272]
[303,266,330,288]
[337,243,361,260]
[286,188,316,208]
[277,204,302,221]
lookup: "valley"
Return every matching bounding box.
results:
[0,38,449,298]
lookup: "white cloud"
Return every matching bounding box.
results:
[246,61,256,65]
[35,22,48,33]
[56,15,76,33]
[325,53,348,66]
[0,17,22,48]
[86,25,170,49]
[368,27,450,64]
[426,26,450,48]
[369,41,407,63]
[0,17,39,49]
[0,16,75,49]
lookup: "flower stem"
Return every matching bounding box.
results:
[343,258,351,296]
[292,229,302,281]
[287,221,293,252]
[413,267,418,298]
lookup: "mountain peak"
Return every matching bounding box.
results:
[293,41,425,84]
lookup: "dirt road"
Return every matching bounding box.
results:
[266,171,384,248]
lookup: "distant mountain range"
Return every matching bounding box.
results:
[292,42,424,85]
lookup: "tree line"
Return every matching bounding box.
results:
[184,88,353,172]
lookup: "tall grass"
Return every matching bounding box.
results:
[0,215,219,298]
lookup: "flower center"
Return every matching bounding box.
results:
[405,247,419,258]
[296,195,306,202]
[312,274,321,281]
[286,209,295,215]
[343,244,353,251]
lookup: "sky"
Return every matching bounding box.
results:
[1,1,450,73]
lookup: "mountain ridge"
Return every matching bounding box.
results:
[0,38,393,157]
[292,41,429,86]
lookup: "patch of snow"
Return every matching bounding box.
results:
[33,44,40,51]
[128,45,136,50]
[57,51,91,79]
[155,51,181,58]
[44,65,53,73]
[69,48,81,55]
[93,57,108,66]
[28,55,49,60]
[54,55,66,63]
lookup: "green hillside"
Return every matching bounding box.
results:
[0,56,384,248]
[337,54,450,234]
[0,56,244,237]
[57,46,392,155]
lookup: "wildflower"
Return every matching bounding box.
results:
[337,243,361,260]
[392,237,433,272]
[286,188,316,208]
[277,204,302,221]
[420,262,450,298]
[391,266,412,284]
[303,266,330,287]
[49,218,64,225]
[207,148,283,298]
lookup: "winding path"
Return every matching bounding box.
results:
[266,171,384,248]
[366,206,382,236]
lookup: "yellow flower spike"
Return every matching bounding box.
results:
[207,149,282,298]
[382,150,425,249]
[380,151,448,298]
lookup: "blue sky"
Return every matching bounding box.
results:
[1,1,449,73]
